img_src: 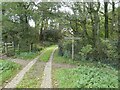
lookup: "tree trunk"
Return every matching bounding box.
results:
[104,2,109,38]
[90,12,96,47]
[118,2,120,62]
[111,1,115,35]
[83,2,89,38]
[30,43,33,52]
[89,2,100,48]
[40,17,44,43]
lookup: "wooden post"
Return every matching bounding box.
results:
[64,37,80,60]
[12,42,15,55]
[5,43,8,54]
[72,37,74,60]
[30,44,32,52]
[2,42,5,53]
[18,44,20,54]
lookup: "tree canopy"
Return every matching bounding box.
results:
[1,1,119,63]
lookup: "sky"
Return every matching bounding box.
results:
[29,0,119,27]
[29,19,35,27]
[35,0,119,3]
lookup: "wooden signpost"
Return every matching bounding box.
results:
[64,36,80,60]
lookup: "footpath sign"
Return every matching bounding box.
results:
[64,36,80,60]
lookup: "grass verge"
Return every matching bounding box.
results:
[0,59,21,87]
[54,66,118,88]
[52,49,118,88]
[53,49,77,64]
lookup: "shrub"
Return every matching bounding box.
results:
[79,44,92,60]
[15,52,39,60]
[58,40,75,59]
[63,50,71,58]
[42,41,54,47]
[100,39,118,61]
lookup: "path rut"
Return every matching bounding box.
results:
[41,47,57,88]
[4,49,47,88]
[4,56,38,88]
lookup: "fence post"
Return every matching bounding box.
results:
[5,43,8,54]
[30,44,31,52]
[18,44,20,54]
[12,42,15,55]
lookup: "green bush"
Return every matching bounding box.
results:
[101,39,118,61]
[79,44,92,60]
[32,45,43,52]
[62,40,72,58]
[63,50,71,58]
[43,41,54,47]
[15,52,39,60]
[60,39,91,60]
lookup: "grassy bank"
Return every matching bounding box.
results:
[52,50,118,88]
[0,59,21,86]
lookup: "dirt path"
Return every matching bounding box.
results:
[6,58,30,67]
[4,49,48,88]
[17,61,46,88]
[4,56,38,88]
[41,48,57,88]
[52,62,77,69]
